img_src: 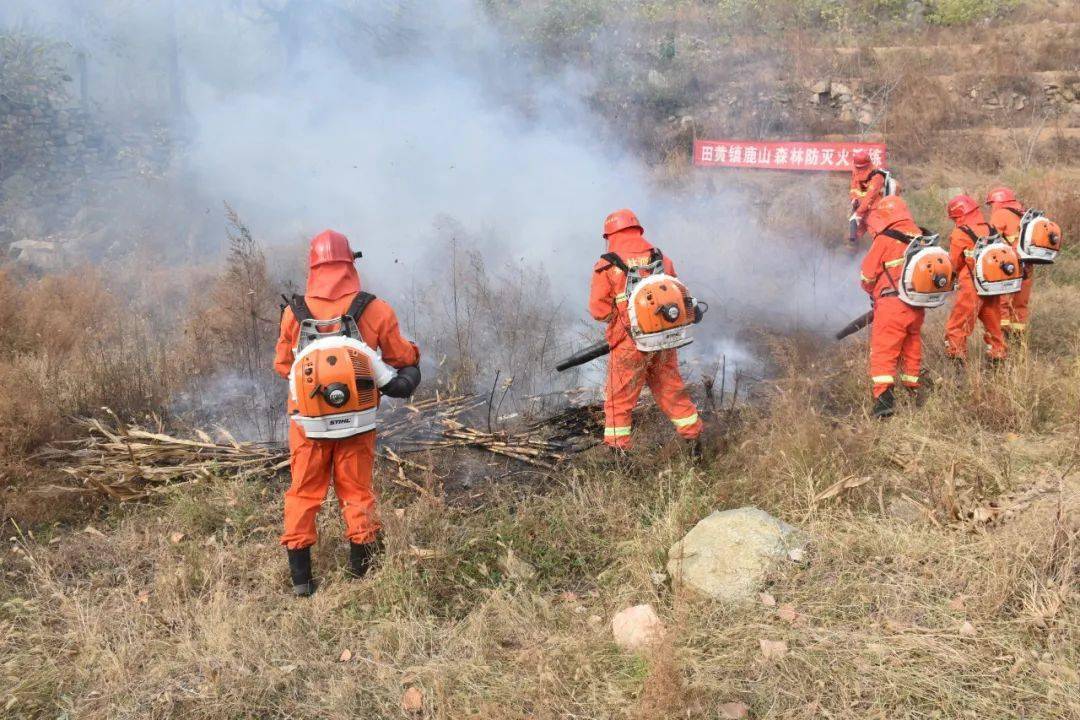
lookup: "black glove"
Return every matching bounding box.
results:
[693,301,708,324]
[380,365,421,398]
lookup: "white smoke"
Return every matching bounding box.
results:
[2,0,866,358]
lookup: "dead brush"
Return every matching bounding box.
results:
[32,415,289,501]
[0,268,180,459]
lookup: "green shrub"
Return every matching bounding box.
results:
[927,0,1019,25]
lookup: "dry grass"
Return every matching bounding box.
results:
[3,9,1080,714]
[3,302,1078,718]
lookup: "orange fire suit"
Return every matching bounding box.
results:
[943,218,1006,360]
[850,166,887,237]
[860,220,925,398]
[989,203,1033,332]
[273,286,419,550]
[589,228,702,449]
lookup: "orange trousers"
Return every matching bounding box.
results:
[280,422,380,550]
[944,274,1006,360]
[1002,266,1034,332]
[869,297,924,398]
[604,342,702,449]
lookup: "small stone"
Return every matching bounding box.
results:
[500,549,536,582]
[612,604,664,652]
[830,81,853,98]
[719,701,750,718]
[400,686,423,714]
[759,638,789,661]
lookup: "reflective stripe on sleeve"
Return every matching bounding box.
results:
[614,293,627,304]
[883,258,904,268]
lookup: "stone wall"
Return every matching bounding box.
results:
[0,85,174,268]
[0,94,109,230]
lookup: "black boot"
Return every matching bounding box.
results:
[287,547,316,597]
[913,371,932,408]
[348,539,383,579]
[686,438,704,460]
[872,388,896,419]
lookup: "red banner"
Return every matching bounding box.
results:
[693,140,887,172]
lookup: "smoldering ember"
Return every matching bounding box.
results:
[1,2,1077,719]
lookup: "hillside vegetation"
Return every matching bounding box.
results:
[2,2,1079,719]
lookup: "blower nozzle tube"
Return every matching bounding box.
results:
[555,341,611,373]
[835,309,875,341]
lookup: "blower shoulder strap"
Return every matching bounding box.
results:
[287,294,313,324]
[287,292,375,327]
[1007,207,1024,218]
[599,248,664,274]
[959,225,982,244]
[599,252,629,273]
[880,228,914,243]
[346,291,377,323]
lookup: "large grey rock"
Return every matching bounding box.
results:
[8,239,67,272]
[667,507,803,602]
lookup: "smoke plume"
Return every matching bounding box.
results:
[2,0,866,368]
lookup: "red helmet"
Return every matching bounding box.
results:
[308,230,356,268]
[985,186,1017,205]
[603,209,642,238]
[946,194,979,220]
[867,195,914,235]
[852,149,872,168]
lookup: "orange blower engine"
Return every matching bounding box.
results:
[972,231,1023,296]
[613,248,706,352]
[893,232,954,309]
[1017,209,1063,265]
[288,311,398,440]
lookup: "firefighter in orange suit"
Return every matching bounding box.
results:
[859,196,924,418]
[943,194,1007,362]
[274,230,420,596]
[589,209,703,450]
[849,149,888,239]
[986,186,1032,334]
